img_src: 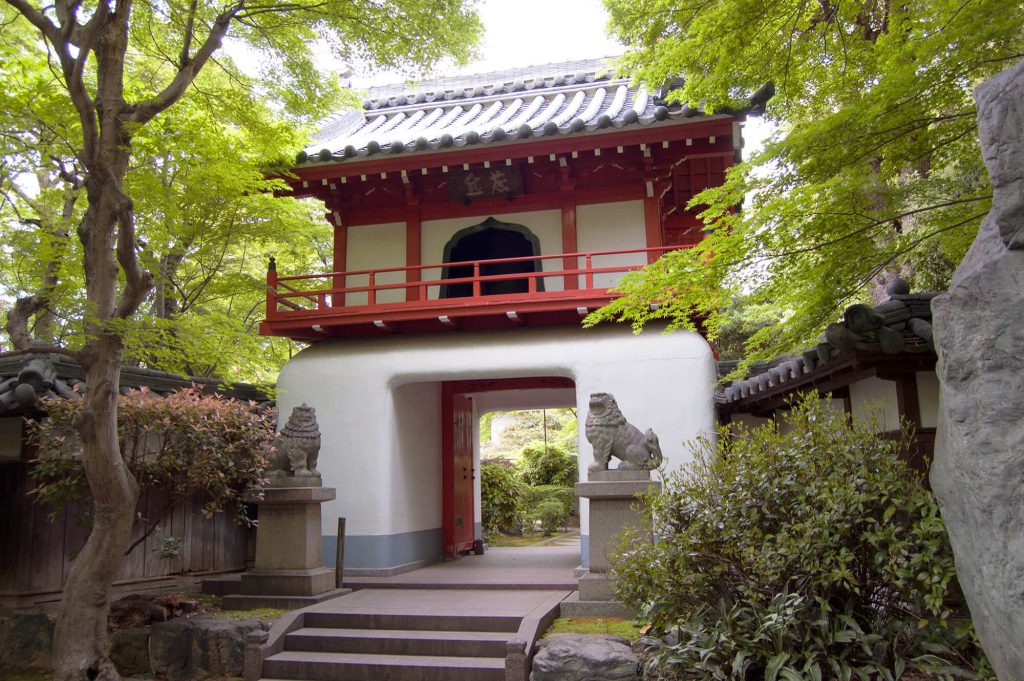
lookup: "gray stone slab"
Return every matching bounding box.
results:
[576,479,660,499]
[577,572,617,602]
[587,469,651,482]
[240,568,336,597]
[256,486,335,504]
[558,592,636,620]
[221,587,350,612]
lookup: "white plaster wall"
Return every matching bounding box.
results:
[276,325,716,542]
[916,371,940,429]
[0,417,22,462]
[420,210,563,299]
[777,397,846,434]
[345,221,406,305]
[576,201,646,288]
[732,413,769,430]
[849,376,900,431]
[474,388,577,414]
[388,382,443,534]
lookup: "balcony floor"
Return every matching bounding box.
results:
[260,289,618,340]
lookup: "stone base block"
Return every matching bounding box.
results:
[578,572,617,602]
[239,567,335,597]
[587,469,653,482]
[559,592,636,619]
[221,588,350,612]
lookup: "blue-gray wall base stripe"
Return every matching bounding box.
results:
[581,534,589,569]
[474,521,482,540]
[322,527,443,570]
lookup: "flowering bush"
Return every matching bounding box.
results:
[29,386,274,540]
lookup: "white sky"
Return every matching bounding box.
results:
[344,0,771,154]
[349,0,623,87]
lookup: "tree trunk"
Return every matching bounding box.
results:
[51,125,143,680]
[52,337,139,681]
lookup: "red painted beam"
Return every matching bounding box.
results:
[288,118,740,185]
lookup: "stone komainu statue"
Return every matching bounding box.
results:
[268,403,321,478]
[585,392,663,472]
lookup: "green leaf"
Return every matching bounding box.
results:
[766,652,790,681]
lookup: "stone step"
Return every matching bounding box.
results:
[285,627,513,657]
[303,611,521,632]
[261,650,505,681]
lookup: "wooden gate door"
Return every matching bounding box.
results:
[442,384,476,556]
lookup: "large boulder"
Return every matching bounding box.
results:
[931,59,1024,679]
[530,633,639,681]
[150,616,268,681]
[110,627,151,677]
[0,613,54,673]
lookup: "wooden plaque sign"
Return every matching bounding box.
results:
[447,166,524,203]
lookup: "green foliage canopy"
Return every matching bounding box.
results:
[0,1,482,383]
[612,396,989,678]
[519,441,578,487]
[593,0,1023,362]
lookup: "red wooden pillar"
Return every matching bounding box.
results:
[265,257,278,320]
[643,150,664,262]
[328,201,348,303]
[406,209,422,301]
[560,193,578,291]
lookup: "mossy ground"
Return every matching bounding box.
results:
[185,593,283,622]
[545,616,642,640]
[485,529,576,547]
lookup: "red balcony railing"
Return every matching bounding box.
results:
[262,245,680,337]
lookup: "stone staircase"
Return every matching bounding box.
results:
[249,588,570,681]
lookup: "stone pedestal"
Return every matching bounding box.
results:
[223,482,350,610]
[561,470,660,618]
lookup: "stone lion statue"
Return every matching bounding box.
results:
[267,403,321,478]
[585,392,663,472]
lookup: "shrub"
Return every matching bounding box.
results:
[522,484,574,517]
[480,458,523,535]
[523,484,574,535]
[29,387,274,545]
[532,498,567,535]
[613,395,991,680]
[519,441,578,486]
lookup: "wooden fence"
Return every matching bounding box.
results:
[0,462,253,609]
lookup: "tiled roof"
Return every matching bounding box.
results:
[298,57,750,165]
[0,353,269,416]
[716,280,938,407]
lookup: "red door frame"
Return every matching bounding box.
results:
[442,384,475,556]
[441,376,576,557]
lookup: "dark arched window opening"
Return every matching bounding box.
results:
[440,217,545,298]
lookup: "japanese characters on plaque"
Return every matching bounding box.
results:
[447,166,524,203]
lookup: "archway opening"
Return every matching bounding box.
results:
[440,217,545,298]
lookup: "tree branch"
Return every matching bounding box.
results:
[128,4,243,126]
[179,0,198,68]
[113,196,155,319]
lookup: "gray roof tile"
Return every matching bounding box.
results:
[299,57,727,165]
[715,283,939,407]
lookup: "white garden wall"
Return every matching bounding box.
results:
[276,325,715,572]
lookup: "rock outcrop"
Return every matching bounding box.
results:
[931,59,1024,679]
[530,634,639,681]
[149,616,269,681]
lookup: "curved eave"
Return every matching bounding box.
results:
[287,113,743,187]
